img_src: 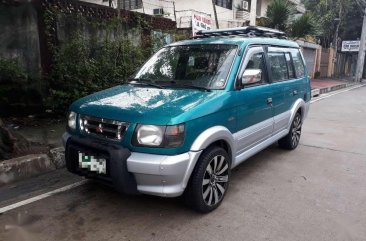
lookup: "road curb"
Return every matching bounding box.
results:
[0,154,56,186]
[0,147,66,186]
[49,147,66,169]
[311,82,356,97]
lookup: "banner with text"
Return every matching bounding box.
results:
[192,13,212,37]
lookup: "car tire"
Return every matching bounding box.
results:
[278,112,302,150]
[184,146,231,213]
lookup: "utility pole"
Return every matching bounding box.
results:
[211,0,219,29]
[356,7,366,82]
[172,1,177,23]
[332,7,341,78]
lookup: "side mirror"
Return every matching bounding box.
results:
[241,69,262,85]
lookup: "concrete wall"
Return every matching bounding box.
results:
[0,3,41,79]
[0,0,176,116]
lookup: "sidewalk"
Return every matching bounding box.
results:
[311,78,357,97]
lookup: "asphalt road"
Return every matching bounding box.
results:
[1,86,366,241]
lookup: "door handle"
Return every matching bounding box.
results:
[267,97,273,106]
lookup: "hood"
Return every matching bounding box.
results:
[70,84,223,125]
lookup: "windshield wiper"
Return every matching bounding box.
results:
[172,83,212,92]
[129,78,165,89]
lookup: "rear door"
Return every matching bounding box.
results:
[267,47,305,135]
[234,46,274,155]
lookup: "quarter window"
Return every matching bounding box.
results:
[268,52,289,82]
[290,49,306,77]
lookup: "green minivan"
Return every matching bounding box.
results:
[63,26,311,213]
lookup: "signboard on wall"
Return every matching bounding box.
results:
[192,13,212,37]
[341,41,360,52]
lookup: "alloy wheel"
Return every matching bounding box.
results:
[291,115,302,147]
[202,155,229,206]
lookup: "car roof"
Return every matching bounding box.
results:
[168,36,300,49]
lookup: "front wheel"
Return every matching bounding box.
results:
[278,112,302,150]
[184,146,230,213]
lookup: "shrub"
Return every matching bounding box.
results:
[290,13,319,39]
[0,59,26,83]
[46,33,149,113]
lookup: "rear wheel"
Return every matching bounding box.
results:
[184,146,230,213]
[278,112,302,150]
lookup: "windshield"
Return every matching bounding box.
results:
[132,44,238,90]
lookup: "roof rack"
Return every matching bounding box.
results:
[193,26,287,39]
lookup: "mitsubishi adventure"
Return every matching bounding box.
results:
[63,26,311,213]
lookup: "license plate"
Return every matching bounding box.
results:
[78,152,107,174]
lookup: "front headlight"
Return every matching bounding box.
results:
[136,125,164,146]
[133,124,185,148]
[67,111,77,130]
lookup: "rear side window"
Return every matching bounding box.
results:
[290,49,306,78]
[268,52,288,82]
[285,53,295,79]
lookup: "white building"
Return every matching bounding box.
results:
[81,0,306,30]
[120,0,257,29]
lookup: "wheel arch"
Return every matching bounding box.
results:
[181,126,235,190]
[288,98,306,129]
[190,126,235,159]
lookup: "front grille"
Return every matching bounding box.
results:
[79,115,128,141]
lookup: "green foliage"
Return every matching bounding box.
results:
[290,13,319,39]
[41,2,189,114]
[0,59,26,83]
[46,32,149,113]
[265,0,295,31]
[304,0,363,47]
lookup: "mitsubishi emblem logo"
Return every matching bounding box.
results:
[96,124,103,133]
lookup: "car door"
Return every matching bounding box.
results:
[267,47,293,135]
[267,47,307,135]
[234,46,274,155]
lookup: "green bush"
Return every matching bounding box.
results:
[290,13,319,39]
[46,33,149,113]
[0,59,26,83]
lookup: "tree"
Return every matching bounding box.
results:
[304,0,363,47]
[290,13,318,39]
[265,0,294,31]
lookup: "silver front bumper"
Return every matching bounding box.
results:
[62,132,202,197]
[127,151,202,197]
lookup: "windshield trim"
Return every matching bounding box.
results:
[130,44,240,91]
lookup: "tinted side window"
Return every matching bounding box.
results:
[290,49,306,77]
[285,53,295,79]
[268,52,288,82]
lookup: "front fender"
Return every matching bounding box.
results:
[190,126,235,158]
